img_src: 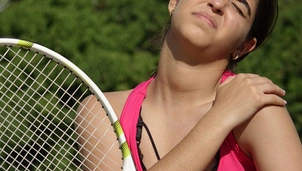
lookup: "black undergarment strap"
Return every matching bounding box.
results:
[136,108,220,170]
[136,108,160,170]
[136,112,147,170]
[212,150,220,171]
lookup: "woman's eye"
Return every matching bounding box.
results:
[231,2,246,17]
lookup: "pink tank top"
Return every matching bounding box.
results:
[120,71,256,171]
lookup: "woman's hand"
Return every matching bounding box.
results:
[213,73,286,128]
[147,74,291,171]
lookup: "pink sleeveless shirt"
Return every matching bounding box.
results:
[120,72,256,171]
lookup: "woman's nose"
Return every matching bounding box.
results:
[208,0,227,15]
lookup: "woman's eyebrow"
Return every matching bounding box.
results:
[239,0,251,17]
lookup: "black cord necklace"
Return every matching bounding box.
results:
[136,107,160,170]
[136,107,220,171]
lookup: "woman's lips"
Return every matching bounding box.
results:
[193,12,217,29]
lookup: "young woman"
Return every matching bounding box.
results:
[78,0,302,170]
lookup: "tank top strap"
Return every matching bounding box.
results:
[120,77,154,171]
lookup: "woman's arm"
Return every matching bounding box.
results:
[77,74,290,171]
[147,109,235,170]
[235,105,302,170]
[148,74,288,171]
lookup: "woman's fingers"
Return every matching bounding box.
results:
[223,73,285,97]
[260,83,286,97]
[213,73,287,127]
[260,94,287,106]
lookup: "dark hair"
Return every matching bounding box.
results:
[227,0,279,71]
[151,0,279,72]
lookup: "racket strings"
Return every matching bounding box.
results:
[75,98,122,170]
[0,46,122,170]
[1,47,84,170]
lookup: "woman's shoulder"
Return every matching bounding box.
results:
[233,105,302,169]
[104,90,133,117]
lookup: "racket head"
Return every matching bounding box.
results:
[0,0,10,13]
[0,38,135,170]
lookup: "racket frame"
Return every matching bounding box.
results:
[0,38,136,170]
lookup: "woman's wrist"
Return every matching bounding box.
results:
[202,108,237,133]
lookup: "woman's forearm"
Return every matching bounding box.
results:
[148,109,232,171]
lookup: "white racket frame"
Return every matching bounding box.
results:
[0,38,136,171]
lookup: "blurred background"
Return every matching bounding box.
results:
[0,0,301,139]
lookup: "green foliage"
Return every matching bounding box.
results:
[0,1,301,169]
[0,0,166,169]
[0,0,167,91]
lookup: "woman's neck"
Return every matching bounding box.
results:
[147,45,229,110]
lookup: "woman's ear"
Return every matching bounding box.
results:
[168,0,178,13]
[239,38,257,55]
[232,38,257,60]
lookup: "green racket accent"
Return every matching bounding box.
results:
[113,121,123,137]
[121,142,131,159]
[113,121,131,159]
[17,40,34,48]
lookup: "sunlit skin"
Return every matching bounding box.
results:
[77,0,302,170]
[166,0,256,65]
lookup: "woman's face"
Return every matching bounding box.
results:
[168,0,258,58]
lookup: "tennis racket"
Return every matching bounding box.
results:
[0,0,10,13]
[0,38,136,170]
